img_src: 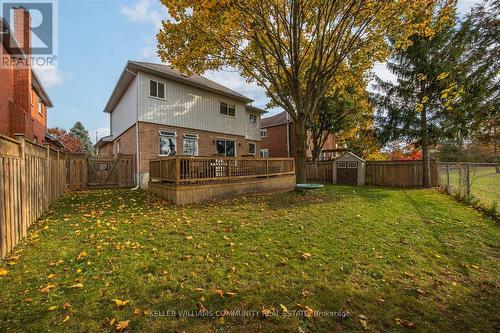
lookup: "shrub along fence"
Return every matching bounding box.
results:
[0,134,66,258]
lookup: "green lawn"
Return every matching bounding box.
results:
[0,186,499,332]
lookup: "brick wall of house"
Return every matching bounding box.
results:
[0,43,13,137]
[109,122,260,173]
[11,9,32,139]
[31,89,47,143]
[137,122,260,172]
[113,124,137,156]
[261,123,336,159]
[0,8,50,143]
[261,124,290,157]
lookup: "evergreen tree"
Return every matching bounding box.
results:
[373,16,463,187]
[70,122,95,156]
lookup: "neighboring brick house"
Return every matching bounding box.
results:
[0,9,53,144]
[96,61,266,187]
[260,111,337,160]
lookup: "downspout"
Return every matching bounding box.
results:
[128,68,140,190]
[286,113,290,157]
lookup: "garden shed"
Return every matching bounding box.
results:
[333,152,365,186]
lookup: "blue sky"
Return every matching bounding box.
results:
[40,0,482,142]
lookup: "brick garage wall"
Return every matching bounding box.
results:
[113,125,137,155]
[138,122,260,173]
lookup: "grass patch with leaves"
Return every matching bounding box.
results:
[0,186,499,332]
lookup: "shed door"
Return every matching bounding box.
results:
[337,161,358,185]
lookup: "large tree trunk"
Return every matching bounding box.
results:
[294,116,308,184]
[421,107,432,188]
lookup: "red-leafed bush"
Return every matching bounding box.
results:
[47,127,85,154]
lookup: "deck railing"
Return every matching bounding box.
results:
[150,156,295,184]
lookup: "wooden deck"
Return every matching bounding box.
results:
[148,156,296,204]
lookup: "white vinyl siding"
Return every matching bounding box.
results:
[139,72,249,138]
[111,76,138,138]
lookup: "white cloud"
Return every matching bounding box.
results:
[120,0,170,30]
[33,65,66,87]
[139,44,160,61]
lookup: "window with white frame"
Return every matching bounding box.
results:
[348,161,358,168]
[183,133,199,156]
[337,161,347,168]
[38,97,43,115]
[249,114,257,124]
[260,149,269,158]
[248,142,256,155]
[149,80,166,99]
[260,129,267,137]
[216,139,236,157]
[159,130,176,156]
[220,102,236,117]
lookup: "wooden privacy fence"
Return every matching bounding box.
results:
[306,159,438,187]
[365,160,438,187]
[150,156,295,184]
[306,161,335,182]
[0,134,66,258]
[66,154,136,190]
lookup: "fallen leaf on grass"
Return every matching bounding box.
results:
[48,306,58,311]
[134,308,141,315]
[115,320,129,331]
[300,252,311,260]
[358,314,369,330]
[70,283,84,289]
[113,299,130,307]
[47,274,56,279]
[185,236,193,240]
[395,317,416,329]
[259,305,272,318]
[63,302,71,309]
[62,315,70,323]
[0,269,8,276]
[40,283,56,293]
[279,304,289,314]
[197,302,208,314]
[77,251,87,260]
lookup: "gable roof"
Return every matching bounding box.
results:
[104,61,254,113]
[261,111,291,128]
[336,151,365,162]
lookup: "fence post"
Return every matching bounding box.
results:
[44,144,51,210]
[266,159,269,178]
[465,164,471,198]
[175,157,180,185]
[228,158,232,181]
[14,134,27,238]
[446,163,450,193]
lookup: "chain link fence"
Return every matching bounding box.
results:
[438,162,500,214]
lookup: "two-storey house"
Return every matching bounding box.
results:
[0,8,53,144]
[97,61,265,187]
